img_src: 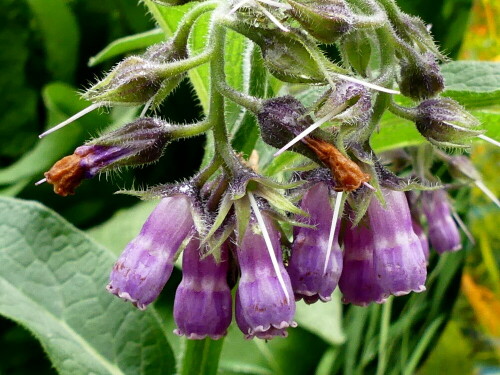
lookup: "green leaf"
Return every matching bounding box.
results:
[441,61,500,108]
[87,200,158,255]
[89,29,165,67]
[294,290,345,345]
[0,83,110,185]
[26,0,79,81]
[0,197,175,375]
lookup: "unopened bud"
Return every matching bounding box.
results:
[44,118,170,196]
[286,0,353,44]
[415,98,481,148]
[84,39,186,106]
[399,53,444,100]
[227,23,325,83]
[316,81,372,124]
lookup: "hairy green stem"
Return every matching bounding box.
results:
[388,100,417,121]
[209,24,242,174]
[158,48,213,77]
[193,154,223,189]
[170,119,213,138]
[172,1,218,50]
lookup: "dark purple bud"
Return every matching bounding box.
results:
[257,96,317,160]
[316,81,372,125]
[415,98,481,148]
[412,218,429,261]
[287,0,354,44]
[287,183,342,304]
[106,195,194,309]
[339,219,387,306]
[151,0,195,6]
[421,190,462,254]
[368,189,427,296]
[44,118,170,196]
[399,53,444,100]
[235,214,297,339]
[173,239,232,340]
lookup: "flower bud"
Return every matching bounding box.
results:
[415,98,481,148]
[44,118,170,196]
[399,53,444,100]
[287,183,342,304]
[151,0,195,6]
[257,96,317,159]
[235,214,297,339]
[84,39,186,106]
[315,81,372,124]
[84,56,167,105]
[173,239,232,340]
[106,195,195,309]
[227,23,324,83]
[421,190,462,254]
[286,0,353,44]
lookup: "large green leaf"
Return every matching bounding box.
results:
[89,29,165,67]
[441,61,500,108]
[0,197,175,375]
[26,0,79,82]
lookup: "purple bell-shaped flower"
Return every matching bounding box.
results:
[287,182,343,304]
[368,189,427,296]
[412,218,430,261]
[106,195,194,309]
[339,220,387,306]
[421,190,462,254]
[235,213,297,339]
[339,189,427,304]
[173,239,232,340]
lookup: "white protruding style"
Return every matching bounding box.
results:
[273,110,341,157]
[450,209,475,244]
[35,178,47,186]
[478,134,500,148]
[323,191,343,275]
[248,192,290,303]
[38,103,103,138]
[475,180,500,209]
[334,73,400,95]
[363,182,376,191]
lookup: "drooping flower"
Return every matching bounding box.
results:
[339,218,387,306]
[287,182,343,304]
[235,213,297,339]
[421,190,462,254]
[106,195,194,309]
[339,189,427,304]
[173,239,232,340]
[368,189,427,296]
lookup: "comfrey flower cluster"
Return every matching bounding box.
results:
[37,0,499,340]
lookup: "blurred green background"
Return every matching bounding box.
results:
[0,0,498,374]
